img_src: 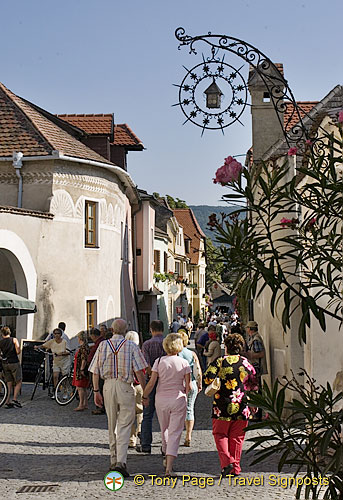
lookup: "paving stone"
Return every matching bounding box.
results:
[0,381,318,499]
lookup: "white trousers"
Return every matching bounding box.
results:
[103,378,135,465]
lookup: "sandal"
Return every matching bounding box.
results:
[12,400,22,408]
[183,439,191,447]
[165,472,177,478]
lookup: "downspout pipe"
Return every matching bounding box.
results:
[13,152,23,208]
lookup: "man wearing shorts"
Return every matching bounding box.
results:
[0,326,22,408]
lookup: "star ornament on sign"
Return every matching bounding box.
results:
[173,56,248,136]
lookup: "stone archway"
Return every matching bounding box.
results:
[0,230,37,341]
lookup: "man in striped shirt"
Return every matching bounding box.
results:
[89,318,147,478]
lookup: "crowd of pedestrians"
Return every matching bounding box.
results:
[0,309,267,480]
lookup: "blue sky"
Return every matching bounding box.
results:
[1,0,342,205]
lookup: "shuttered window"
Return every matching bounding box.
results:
[154,250,161,272]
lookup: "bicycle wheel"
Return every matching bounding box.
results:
[55,375,77,406]
[86,380,93,400]
[31,368,43,400]
[0,378,8,407]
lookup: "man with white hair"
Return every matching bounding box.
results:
[89,318,147,477]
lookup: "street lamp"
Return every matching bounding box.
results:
[204,78,223,109]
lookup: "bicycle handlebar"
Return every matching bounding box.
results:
[34,348,54,355]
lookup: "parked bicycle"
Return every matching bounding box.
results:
[30,348,54,400]
[0,357,8,407]
[55,358,93,406]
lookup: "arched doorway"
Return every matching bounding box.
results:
[0,230,37,341]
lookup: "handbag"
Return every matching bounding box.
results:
[204,357,223,397]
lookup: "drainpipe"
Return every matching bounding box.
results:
[13,152,23,208]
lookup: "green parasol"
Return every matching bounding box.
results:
[0,291,37,316]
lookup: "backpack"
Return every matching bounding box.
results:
[248,333,268,375]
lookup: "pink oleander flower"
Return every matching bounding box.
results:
[231,388,244,404]
[280,217,292,227]
[338,111,343,123]
[213,156,243,185]
[243,375,259,392]
[304,217,317,232]
[242,406,251,419]
[287,147,298,156]
[280,217,299,229]
[242,357,255,373]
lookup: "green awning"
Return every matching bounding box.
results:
[0,291,37,316]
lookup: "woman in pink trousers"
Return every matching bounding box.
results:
[143,333,191,477]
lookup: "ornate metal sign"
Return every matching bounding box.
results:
[173,55,247,134]
[174,27,337,157]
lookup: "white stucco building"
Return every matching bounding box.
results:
[0,82,141,341]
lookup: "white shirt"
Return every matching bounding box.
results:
[45,331,71,350]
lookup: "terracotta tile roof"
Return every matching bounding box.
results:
[284,101,318,131]
[0,205,54,219]
[173,209,206,265]
[274,63,284,76]
[0,82,112,164]
[57,114,113,135]
[249,63,284,81]
[113,123,143,149]
[57,114,144,149]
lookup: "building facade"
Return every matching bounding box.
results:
[247,66,343,388]
[0,82,141,341]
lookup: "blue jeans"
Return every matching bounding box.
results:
[140,382,157,450]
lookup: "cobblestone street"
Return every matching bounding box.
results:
[0,380,306,500]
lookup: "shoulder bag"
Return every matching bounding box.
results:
[204,357,224,397]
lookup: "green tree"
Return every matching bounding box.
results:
[165,194,189,209]
[204,237,224,289]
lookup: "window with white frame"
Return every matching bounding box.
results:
[86,299,97,329]
[85,200,98,247]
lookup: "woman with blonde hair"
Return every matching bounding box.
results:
[72,330,90,411]
[125,331,144,448]
[178,330,202,447]
[143,333,191,477]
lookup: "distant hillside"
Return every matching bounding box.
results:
[189,205,241,243]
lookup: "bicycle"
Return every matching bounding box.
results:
[0,357,8,407]
[30,349,54,400]
[55,353,93,406]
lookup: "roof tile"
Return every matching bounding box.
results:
[0,82,112,164]
[57,114,143,149]
[173,209,206,265]
[284,101,318,131]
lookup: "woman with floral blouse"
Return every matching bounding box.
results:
[203,333,258,476]
[72,330,90,411]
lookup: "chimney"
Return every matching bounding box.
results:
[248,63,285,162]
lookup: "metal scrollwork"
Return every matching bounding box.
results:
[174,27,335,158]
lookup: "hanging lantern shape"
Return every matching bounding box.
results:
[204,78,223,109]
